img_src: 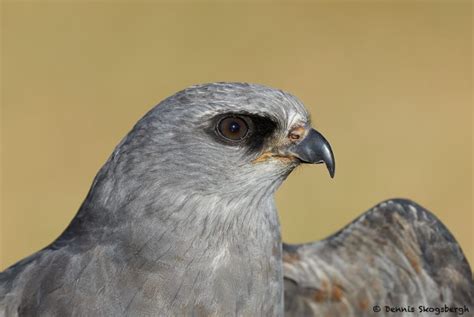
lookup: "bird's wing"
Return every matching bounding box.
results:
[283,199,473,317]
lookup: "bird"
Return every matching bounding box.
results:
[0,82,335,316]
[2,82,472,317]
[283,199,474,317]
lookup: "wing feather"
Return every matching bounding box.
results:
[283,199,473,316]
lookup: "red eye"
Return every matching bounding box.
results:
[217,116,249,141]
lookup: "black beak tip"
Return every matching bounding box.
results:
[325,147,335,178]
[328,163,335,178]
[317,151,335,178]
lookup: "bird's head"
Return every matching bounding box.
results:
[109,82,334,201]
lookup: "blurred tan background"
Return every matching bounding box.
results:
[1,1,472,270]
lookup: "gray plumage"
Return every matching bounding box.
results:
[1,82,323,316]
[283,199,474,317]
[2,82,471,317]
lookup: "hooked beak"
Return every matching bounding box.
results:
[287,129,335,178]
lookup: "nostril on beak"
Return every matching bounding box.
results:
[288,132,301,141]
[288,127,305,142]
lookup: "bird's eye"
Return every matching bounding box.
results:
[217,116,249,141]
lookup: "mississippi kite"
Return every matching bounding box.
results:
[1,83,471,317]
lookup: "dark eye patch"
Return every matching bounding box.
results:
[206,112,279,154]
[245,114,279,153]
